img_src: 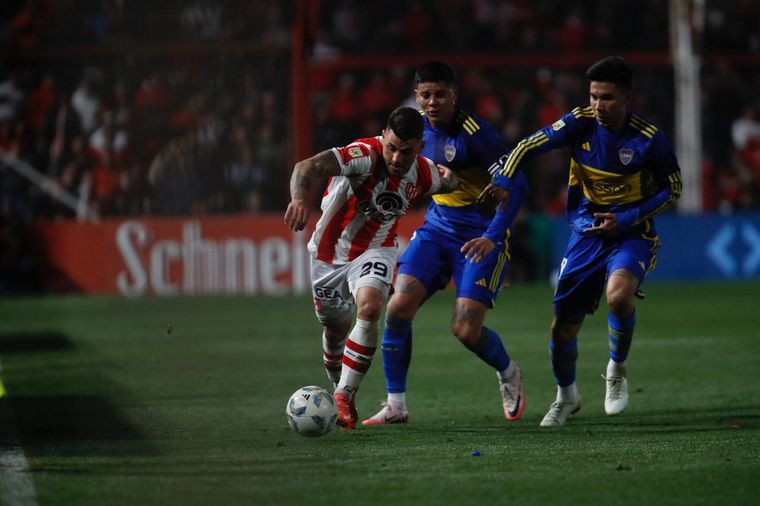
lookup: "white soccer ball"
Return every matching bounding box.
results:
[286,386,337,437]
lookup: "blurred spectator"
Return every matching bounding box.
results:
[0,72,25,123]
[731,104,760,151]
[70,72,102,135]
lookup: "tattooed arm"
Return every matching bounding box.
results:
[284,150,342,231]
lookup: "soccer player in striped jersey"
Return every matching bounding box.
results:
[285,106,458,430]
[480,56,683,426]
[363,61,528,427]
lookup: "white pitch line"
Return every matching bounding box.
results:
[0,363,39,506]
[0,448,38,506]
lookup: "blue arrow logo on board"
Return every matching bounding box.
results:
[741,222,760,276]
[706,223,736,277]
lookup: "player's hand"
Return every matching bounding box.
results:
[436,164,460,193]
[460,236,495,264]
[477,183,510,205]
[580,212,618,236]
[284,199,309,231]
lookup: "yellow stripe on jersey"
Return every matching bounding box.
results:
[498,132,550,178]
[571,158,646,205]
[489,242,510,291]
[634,171,682,225]
[629,115,658,139]
[568,158,582,187]
[457,111,481,135]
[639,220,661,273]
[432,165,492,206]
[572,106,594,119]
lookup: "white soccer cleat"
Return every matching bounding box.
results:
[539,397,582,427]
[498,364,525,421]
[603,373,629,415]
[361,401,409,426]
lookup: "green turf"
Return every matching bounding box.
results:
[0,282,758,505]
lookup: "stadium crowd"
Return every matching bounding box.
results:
[1,0,759,291]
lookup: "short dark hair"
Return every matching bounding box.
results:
[386,106,424,140]
[414,61,457,86]
[585,56,633,90]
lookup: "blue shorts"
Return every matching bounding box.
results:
[397,224,511,308]
[553,227,659,322]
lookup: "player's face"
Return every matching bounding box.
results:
[589,81,630,132]
[381,129,423,178]
[415,82,457,128]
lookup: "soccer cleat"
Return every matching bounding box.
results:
[497,364,525,421]
[334,392,358,430]
[603,373,629,415]
[361,401,409,426]
[539,397,582,427]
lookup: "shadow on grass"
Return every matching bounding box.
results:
[0,395,153,457]
[0,331,75,353]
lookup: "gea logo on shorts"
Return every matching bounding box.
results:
[356,192,404,221]
[314,286,344,300]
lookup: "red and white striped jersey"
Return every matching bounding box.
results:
[308,136,442,264]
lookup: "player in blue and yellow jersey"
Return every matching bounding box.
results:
[363,61,529,426]
[481,56,682,427]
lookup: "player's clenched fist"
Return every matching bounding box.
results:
[284,199,309,231]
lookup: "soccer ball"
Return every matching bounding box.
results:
[285,386,337,437]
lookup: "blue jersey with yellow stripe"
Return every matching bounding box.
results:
[493,107,682,235]
[421,107,528,243]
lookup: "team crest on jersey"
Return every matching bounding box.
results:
[618,147,634,165]
[405,182,421,201]
[348,146,364,158]
[444,145,456,162]
[552,120,566,131]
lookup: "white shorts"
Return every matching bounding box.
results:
[310,248,396,325]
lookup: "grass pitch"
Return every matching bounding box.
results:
[0,282,758,505]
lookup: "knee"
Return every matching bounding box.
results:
[386,295,417,321]
[356,299,383,322]
[606,289,634,317]
[450,321,480,347]
[550,319,579,344]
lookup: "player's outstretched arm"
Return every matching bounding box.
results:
[284,150,341,231]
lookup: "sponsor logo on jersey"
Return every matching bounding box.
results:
[552,120,566,131]
[444,144,456,162]
[618,147,634,165]
[585,178,632,195]
[357,192,404,222]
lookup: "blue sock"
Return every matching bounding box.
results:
[550,339,578,386]
[466,327,510,372]
[381,315,413,393]
[608,311,636,363]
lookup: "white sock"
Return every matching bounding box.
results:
[607,359,626,377]
[337,319,378,398]
[498,361,516,381]
[558,382,579,402]
[388,392,406,408]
